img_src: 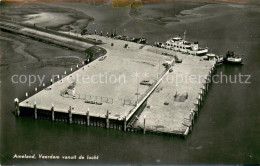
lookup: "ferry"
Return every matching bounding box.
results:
[154,32,209,56]
[164,36,208,56]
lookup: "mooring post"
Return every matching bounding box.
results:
[25,92,28,98]
[189,112,193,131]
[200,90,203,102]
[189,112,192,121]
[43,83,45,89]
[106,110,110,129]
[201,85,205,97]
[107,32,109,37]
[116,118,119,129]
[191,109,195,125]
[205,81,208,93]
[86,110,90,126]
[14,98,20,117]
[94,30,96,34]
[197,99,200,113]
[198,94,201,107]
[51,104,55,121]
[203,84,206,96]
[64,71,66,75]
[35,87,37,92]
[143,115,146,134]
[101,30,102,36]
[209,71,212,83]
[123,116,127,132]
[206,76,210,91]
[34,101,37,119]
[50,78,53,85]
[68,106,72,124]
[71,67,73,72]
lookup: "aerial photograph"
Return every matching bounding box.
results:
[0,0,259,165]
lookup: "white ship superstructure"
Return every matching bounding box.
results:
[163,32,209,56]
[164,37,209,56]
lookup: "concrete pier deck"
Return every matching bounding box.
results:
[15,31,217,137]
[19,34,170,122]
[132,47,215,135]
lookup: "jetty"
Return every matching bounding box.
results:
[6,20,217,139]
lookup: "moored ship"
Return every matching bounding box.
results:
[224,51,243,65]
[164,35,208,56]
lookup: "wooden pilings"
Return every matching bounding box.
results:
[86,111,90,126]
[14,98,20,117]
[68,106,72,124]
[199,90,203,103]
[51,104,55,121]
[197,96,201,112]
[189,61,218,137]
[105,110,110,129]
[183,127,189,140]
[189,110,195,132]
[34,101,37,119]
[143,116,146,134]
[123,116,127,132]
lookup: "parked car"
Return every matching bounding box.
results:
[140,80,152,86]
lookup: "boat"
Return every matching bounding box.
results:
[192,42,209,56]
[224,51,243,65]
[164,34,208,55]
[206,53,216,61]
[216,55,224,64]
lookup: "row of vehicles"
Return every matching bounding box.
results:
[113,35,146,44]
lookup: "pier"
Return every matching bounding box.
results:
[6,21,218,138]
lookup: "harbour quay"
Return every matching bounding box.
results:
[13,31,217,139]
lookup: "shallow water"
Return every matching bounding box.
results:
[0,1,260,164]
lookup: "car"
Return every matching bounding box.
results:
[154,42,163,48]
[176,59,182,63]
[140,80,152,86]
